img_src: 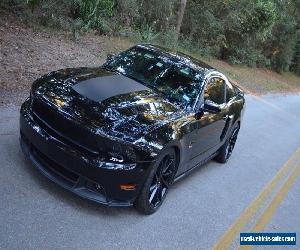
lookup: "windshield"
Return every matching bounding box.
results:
[104,47,203,108]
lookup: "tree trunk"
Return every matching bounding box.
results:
[176,0,187,35]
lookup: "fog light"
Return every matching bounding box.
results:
[120,184,136,191]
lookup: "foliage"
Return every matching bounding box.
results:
[2,0,300,75]
[71,0,114,33]
[291,37,300,75]
[139,24,160,43]
[26,0,39,12]
[159,27,178,50]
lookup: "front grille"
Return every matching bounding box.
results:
[32,144,79,185]
[31,97,99,156]
[21,123,109,203]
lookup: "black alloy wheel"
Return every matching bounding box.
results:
[148,154,176,208]
[135,148,177,214]
[225,126,239,160]
[215,124,240,163]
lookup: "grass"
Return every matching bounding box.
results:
[97,36,134,58]
[205,59,300,94]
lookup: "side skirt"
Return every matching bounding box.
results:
[173,151,219,183]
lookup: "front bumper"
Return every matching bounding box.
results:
[20,100,153,206]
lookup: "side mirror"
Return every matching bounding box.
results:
[203,101,221,113]
[194,101,222,120]
[107,53,115,61]
[194,109,204,120]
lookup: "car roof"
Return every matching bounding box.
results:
[135,43,215,76]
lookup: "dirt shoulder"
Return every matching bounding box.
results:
[1,13,299,106]
[0,13,131,106]
[206,59,300,95]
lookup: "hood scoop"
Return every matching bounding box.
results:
[72,74,150,103]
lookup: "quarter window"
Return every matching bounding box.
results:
[204,77,225,105]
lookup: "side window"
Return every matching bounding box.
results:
[226,81,235,102]
[204,77,225,105]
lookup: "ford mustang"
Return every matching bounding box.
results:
[20,44,245,214]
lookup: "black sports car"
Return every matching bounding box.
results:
[20,44,245,214]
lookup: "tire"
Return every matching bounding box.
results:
[135,148,177,215]
[215,124,240,163]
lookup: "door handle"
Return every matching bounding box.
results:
[223,115,229,121]
[223,114,234,121]
[188,141,195,148]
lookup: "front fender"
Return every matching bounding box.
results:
[136,121,186,165]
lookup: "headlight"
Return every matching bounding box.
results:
[99,143,136,164]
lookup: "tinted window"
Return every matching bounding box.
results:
[204,77,225,105]
[105,47,203,108]
[226,81,235,102]
[155,66,201,107]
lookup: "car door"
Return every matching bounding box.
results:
[188,76,228,167]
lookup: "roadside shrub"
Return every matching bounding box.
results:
[268,15,298,73]
[2,0,300,76]
[159,27,178,49]
[26,0,40,12]
[221,0,276,67]
[139,24,160,43]
[72,0,114,33]
[71,18,87,40]
[291,38,300,75]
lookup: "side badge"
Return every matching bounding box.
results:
[110,157,124,163]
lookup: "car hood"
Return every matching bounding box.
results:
[33,67,182,142]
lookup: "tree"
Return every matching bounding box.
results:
[176,0,187,35]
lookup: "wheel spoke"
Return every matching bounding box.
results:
[165,158,174,170]
[148,154,176,208]
[157,183,163,200]
[161,186,167,198]
[162,158,175,176]
[161,176,169,188]
[226,128,239,159]
[149,184,158,203]
[154,172,160,181]
[151,183,163,206]
[162,157,172,169]
[150,183,156,192]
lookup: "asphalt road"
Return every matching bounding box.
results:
[0,94,300,250]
